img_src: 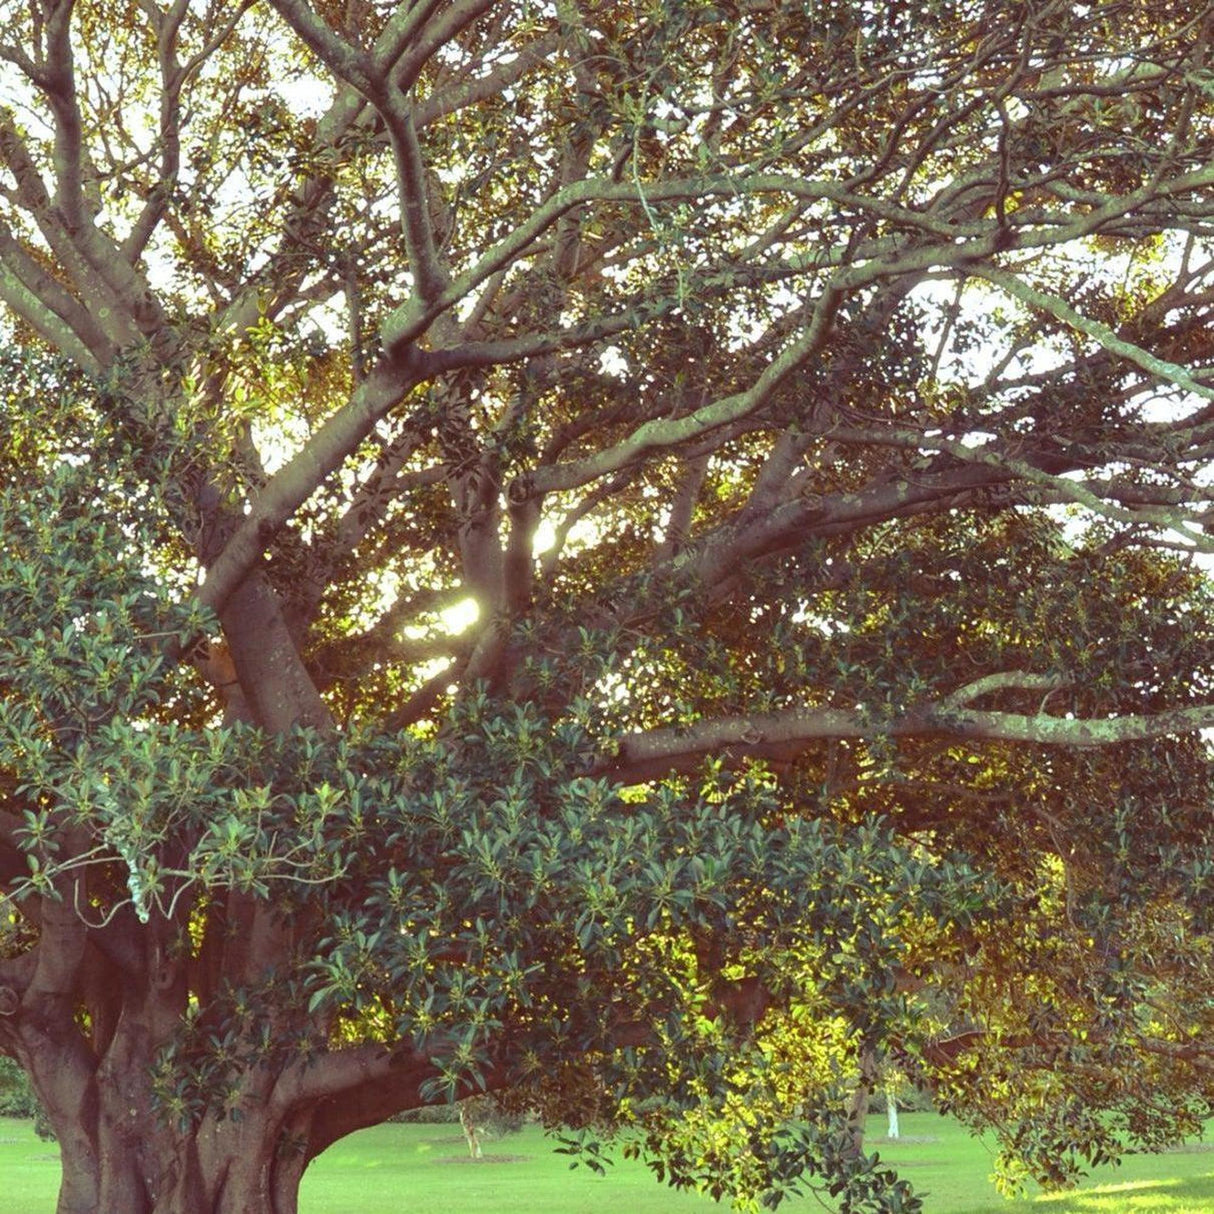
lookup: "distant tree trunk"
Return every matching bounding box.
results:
[459,1100,484,1159]
[886,1087,900,1140]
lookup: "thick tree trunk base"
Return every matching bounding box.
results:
[44,1106,307,1214]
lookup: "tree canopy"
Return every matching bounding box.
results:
[3,1,1214,1211]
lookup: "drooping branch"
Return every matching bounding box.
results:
[970,259,1214,405]
[278,1040,487,1161]
[597,673,1214,785]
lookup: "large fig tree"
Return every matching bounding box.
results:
[2,1,1214,1210]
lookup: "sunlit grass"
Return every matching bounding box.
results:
[1034,1177,1214,1212]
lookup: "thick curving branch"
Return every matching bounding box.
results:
[520,283,845,497]
[196,347,431,616]
[596,672,1214,785]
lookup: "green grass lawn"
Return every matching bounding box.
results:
[3,1113,1214,1212]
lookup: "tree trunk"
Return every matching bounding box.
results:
[26,1042,309,1214]
[0,482,399,1213]
[844,1040,879,1157]
[3,988,439,1214]
[886,1088,899,1140]
[459,1103,483,1159]
[1,989,424,1214]
[844,1076,871,1157]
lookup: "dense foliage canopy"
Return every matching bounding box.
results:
[3,1,1214,1211]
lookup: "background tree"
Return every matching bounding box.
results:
[2,1,1214,1211]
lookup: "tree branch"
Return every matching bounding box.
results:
[940,671,1070,709]
[37,0,166,336]
[0,239,105,373]
[597,680,1214,784]
[828,424,1214,551]
[519,283,845,497]
[267,0,452,303]
[196,347,430,616]
[0,111,143,348]
[970,263,1214,405]
[688,463,1004,593]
